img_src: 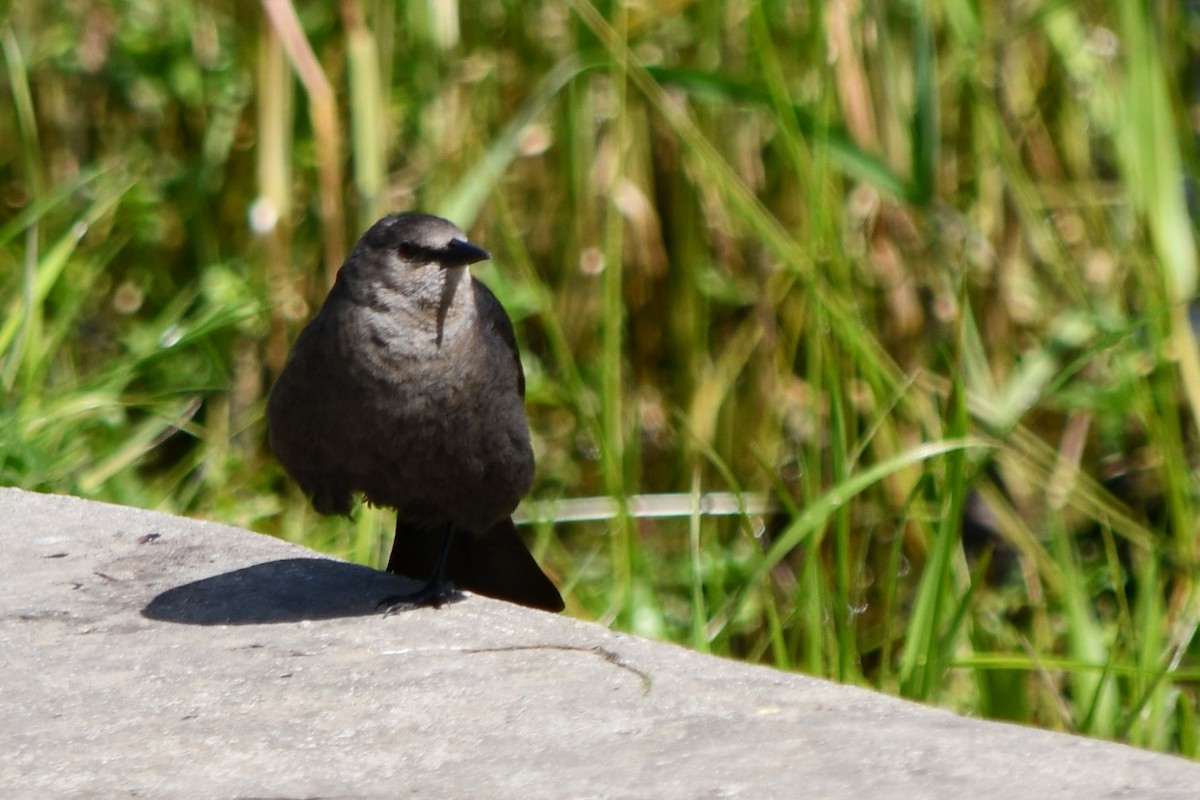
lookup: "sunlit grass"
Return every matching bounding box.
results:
[3,0,1200,757]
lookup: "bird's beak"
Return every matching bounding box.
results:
[442,237,491,268]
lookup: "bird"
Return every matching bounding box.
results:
[266,212,564,613]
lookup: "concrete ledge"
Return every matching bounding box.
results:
[3,486,1197,798]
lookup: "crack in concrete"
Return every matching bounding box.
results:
[462,644,652,694]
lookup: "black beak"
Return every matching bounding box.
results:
[441,237,491,268]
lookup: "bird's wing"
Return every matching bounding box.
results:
[472,277,526,398]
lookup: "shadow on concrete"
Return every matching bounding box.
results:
[142,557,435,625]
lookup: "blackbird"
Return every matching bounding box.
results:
[267,213,563,612]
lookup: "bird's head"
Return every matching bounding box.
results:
[342,212,491,308]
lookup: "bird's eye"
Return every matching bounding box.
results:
[397,242,420,258]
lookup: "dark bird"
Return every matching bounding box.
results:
[267,212,563,613]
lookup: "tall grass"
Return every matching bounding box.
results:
[3,0,1200,756]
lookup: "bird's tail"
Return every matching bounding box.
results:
[387,517,564,612]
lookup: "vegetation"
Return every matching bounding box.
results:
[4,0,1200,756]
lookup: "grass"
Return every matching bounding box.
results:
[4,0,1200,756]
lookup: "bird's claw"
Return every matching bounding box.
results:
[378,579,462,616]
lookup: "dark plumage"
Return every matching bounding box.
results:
[267,213,563,612]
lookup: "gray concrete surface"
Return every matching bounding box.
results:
[2,486,1198,799]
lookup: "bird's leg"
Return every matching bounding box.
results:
[378,522,461,614]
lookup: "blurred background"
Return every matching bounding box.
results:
[4,0,1200,755]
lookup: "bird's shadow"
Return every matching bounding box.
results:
[141,557,456,625]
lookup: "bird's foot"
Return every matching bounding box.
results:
[377,578,462,616]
